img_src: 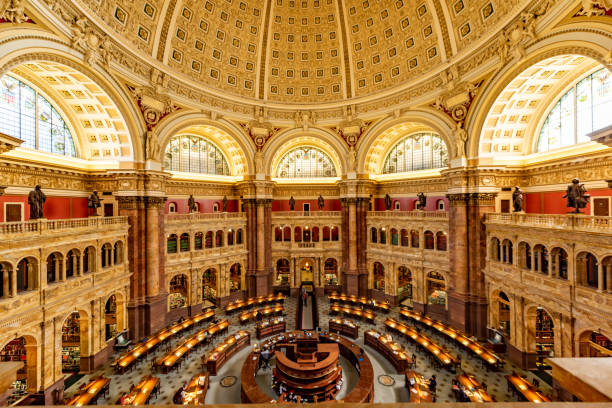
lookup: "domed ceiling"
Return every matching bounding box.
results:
[81,0,523,104]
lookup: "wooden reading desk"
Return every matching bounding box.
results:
[256,317,286,339]
[364,329,412,373]
[181,373,209,405]
[66,376,111,406]
[226,294,285,314]
[117,376,160,405]
[239,304,284,324]
[505,373,550,402]
[406,371,434,403]
[204,330,251,375]
[455,373,494,402]
[329,305,375,323]
[328,318,359,339]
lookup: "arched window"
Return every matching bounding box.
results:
[283,226,291,242]
[294,227,302,242]
[0,75,76,157]
[227,229,234,246]
[436,232,447,251]
[551,247,568,279]
[163,135,230,175]
[391,228,399,245]
[194,232,203,250]
[519,242,531,269]
[167,234,178,253]
[394,201,401,210]
[66,249,79,278]
[168,202,177,213]
[371,227,377,243]
[312,226,320,242]
[330,226,339,241]
[491,238,501,262]
[534,244,549,274]
[382,132,448,174]
[537,67,612,152]
[275,227,282,242]
[410,230,419,248]
[205,231,213,248]
[114,242,123,265]
[379,228,387,244]
[180,233,190,252]
[424,231,434,250]
[502,240,513,264]
[276,146,337,178]
[322,226,330,241]
[303,226,311,242]
[237,229,244,244]
[436,199,445,211]
[215,230,223,247]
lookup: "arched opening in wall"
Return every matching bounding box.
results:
[194,232,203,250]
[202,268,217,303]
[283,226,291,241]
[227,229,234,246]
[303,226,311,242]
[551,247,568,279]
[400,229,409,247]
[324,258,338,286]
[527,307,554,369]
[424,231,434,250]
[411,230,419,248]
[370,227,377,243]
[576,252,599,289]
[0,262,12,298]
[168,274,188,310]
[205,231,213,248]
[394,201,400,211]
[379,228,387,244]
[436,199,445,211]
[65,249,80,278]
[294,227,302,242]
[312,226,320,242]
[62,312,83,373]
[167,234,178,254]
[391,228,399,245]
[502,239,513,264]
[0,336,38,395]
[275,227,282,242]
[331,226,339,241]
[213,203,219,213]
[114,241,123,265]
[83,246,95,273]
[46,252,63,283]
[229,264,242,292]
[518,242,531,270]
[299,259,314,285]
[426,271,446,308]
[276,259,290,286]
[17,258,37,293]
[498,292,510,336]
[193,202,200,212]
[101,243,112,268]
[168,202,177,213]
[373,262,384,291]
[104,295,118,341]
[215,230,224,247]
[398,266,412,307]
[533,244,549,274]
[180,233,190,252]
[491,238,501,262]
[436,232,447,251]
[579,330,612,357]
[322,226,330,241]
[237,229,244,244]
[603,256,612,292]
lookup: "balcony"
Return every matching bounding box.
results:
[368,211,449,219]
[485,213,612,233]
[272,211,341,217]
[0,216,128,239]
[166,212,246,226]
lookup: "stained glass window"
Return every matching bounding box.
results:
[382,132,448,174]
[276,146,337,178]
[163,135,230,175]
[537,67,612,152]
[0,75,76,157]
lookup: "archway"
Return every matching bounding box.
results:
[426,271,446,308]
[168,274,188,310]
[579,331,612,357]
[229,263,242,292]
[498,292,511,336]
[275,259,290,286]
[526,306,555,369]
[397,266,412,306]
[0,336,38,395]
[61,312,84,373]
[299,259,314,287]
[323,258,338,286]
[202,268,217,303]
[46,252,63,283]
[66,249,80,278]
[104,295,118,341]
[373,262,385,291]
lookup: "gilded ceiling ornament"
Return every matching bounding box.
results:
[575,0,611,16]
[295,111,316,131]
[129,70,180,131]
[244,107,276,151]
[0,0,28,23]
[333,106,367,148]
[498,12,537,64]
[70,17,114,67]
[453,121,468,159]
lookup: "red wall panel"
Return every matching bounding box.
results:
[272,199,341,211]
[524,189,612,214]
[0,195,90,221]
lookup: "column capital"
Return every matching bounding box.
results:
[446,192,497,207]
[116,195,166,210]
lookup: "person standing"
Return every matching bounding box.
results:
[301,286,307,306]
[429,375,437,402]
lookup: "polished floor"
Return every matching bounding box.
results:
[65,296,552,404]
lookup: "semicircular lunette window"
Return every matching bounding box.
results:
[164,135,230,175]
[0,75,76,157]
[537,67,612,152]
[382,132,448,174]
[276,146,337,178]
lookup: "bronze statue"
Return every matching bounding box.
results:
[318,194,324,210]
[563,178,590,213]
[384,194,392,211]
[188,194,197,213]
[87,191,101,216]
[28,185,46,219]
[222,195,228,212]
[289,196,295,211]
[512,187,523,212]
[416,192,427,210]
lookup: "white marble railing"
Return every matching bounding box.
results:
[486,213,612,232]
[166,212,246,225]
[272,211,342,217]
[368,210,449,219]
[0,216,128,236]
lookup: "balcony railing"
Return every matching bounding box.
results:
[272,211,341,217]
[0,216,128,236]
[166,212,246,224]
[368,211,449,219]
[486,213,612,232]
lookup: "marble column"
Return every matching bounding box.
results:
[341,198,359,295]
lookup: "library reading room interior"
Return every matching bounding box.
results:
[0,0,612,406]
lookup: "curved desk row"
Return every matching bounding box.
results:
[240,304,284,324]
[329,293,390,313]
[329,305,376,323]
[116,376,160,405]
[364,329,412,373]
[226,294,286,314]
[328,318,359,339]
[204,330,251,375]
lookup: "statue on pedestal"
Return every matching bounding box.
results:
[563,178,590,213]
[416,192,427,210]
[384,194,392,211]
[512,187,523,212]
[222,195,228,212]
[188,194,197,213]
[87,191,101,216]
[318,195,324,210]
[289,196,295,211]
[28,185,46,219]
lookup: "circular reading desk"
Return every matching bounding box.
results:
[241,330,374,403]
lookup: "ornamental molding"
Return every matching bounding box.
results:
[0,132,23,154]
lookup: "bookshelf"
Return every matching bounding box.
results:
[0,338,27,380]
[535,308,554,369]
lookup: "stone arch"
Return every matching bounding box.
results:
[155,112,254,175]
[358,109,455,175]
[264,127,347,178]
[577,328,612,357]
[468,37,612,160]
[60,309,91,372]
[0,39,145,162]
[0,334,39,392]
